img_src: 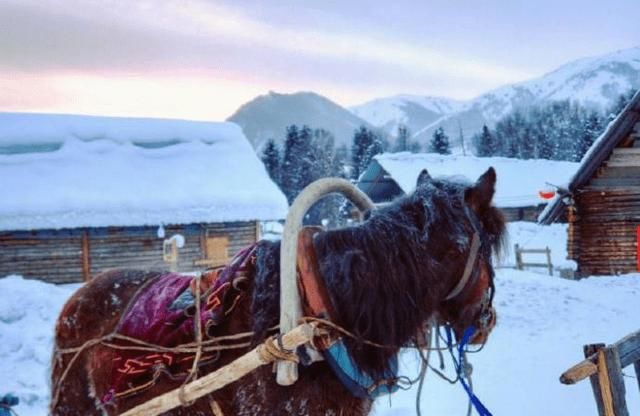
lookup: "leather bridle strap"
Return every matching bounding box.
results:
[445,232,481,300]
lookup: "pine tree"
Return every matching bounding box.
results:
[607,89,635,121]
[351,126,372,179]
[392,124,420,153]
[311,129,335,177]
[261,139,281,184]
[333,144,349,178]
[362,135,383,174]
[476,125,496,157]
[297,125,315,192]
[429,127,451,155]
[281,125,305,203]
[393,125,409,152]
[577,110,603,160]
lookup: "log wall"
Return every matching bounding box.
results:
[501,205,546,222]
[570,142,640,276]
[0,221,258,284]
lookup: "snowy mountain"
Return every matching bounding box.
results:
[352,46,640,149]
[350,95,465,137]
[227,91,372,150]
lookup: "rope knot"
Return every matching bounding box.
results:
[258,335,299,364]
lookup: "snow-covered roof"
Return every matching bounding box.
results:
[372,152,579,208]
[0,112,289,231]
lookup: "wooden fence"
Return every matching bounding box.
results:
[514,244,553,276]
[560,329,640,416]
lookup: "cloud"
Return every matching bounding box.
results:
[0,0,533,95]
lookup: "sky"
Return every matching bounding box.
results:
[0,0,638,121]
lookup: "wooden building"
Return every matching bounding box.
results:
[539,90,640,276]
[358,152,578,221]
[0,113,288,283]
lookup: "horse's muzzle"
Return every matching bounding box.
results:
[470,306,497,345]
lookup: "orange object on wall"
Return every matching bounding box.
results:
[538,190,556,200]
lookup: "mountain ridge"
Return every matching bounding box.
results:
[229,46,640,151]
[352,46,640,146]
[227,90,373,150]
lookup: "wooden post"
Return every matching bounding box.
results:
[163,239,178,272]
[515,244,523,270]
[255,220,261,242]
[81,230,91,281]
[585,343,607,416]
[546,246,553,276]
[595,347,629,416]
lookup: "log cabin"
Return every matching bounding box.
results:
[539,90,640,276]
[0,113,288,283]
[358,152,578,221]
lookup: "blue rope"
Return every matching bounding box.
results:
[450,326,493,416]
[0,393,19,416]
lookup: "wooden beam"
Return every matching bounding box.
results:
[561,329,640,384]
[81,230,91,281]
[119,323,316,416]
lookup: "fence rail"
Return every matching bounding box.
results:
[560,329,640,416]
[514,244,553,275]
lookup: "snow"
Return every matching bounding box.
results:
[501,221,575,270]
[350,95,465,129]
[0,112,289,231]
[0,276,81,415]
[2,222,639,415]
[0,112,243,147]
[375,152,579,208]
[373,269,640,416]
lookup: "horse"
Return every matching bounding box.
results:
[50,167,506,415]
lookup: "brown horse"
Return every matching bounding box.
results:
[50,168,505,415]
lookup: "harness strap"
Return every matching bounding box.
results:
[297,227,336,320]
[445,232,481,300]
[455,327,493,416]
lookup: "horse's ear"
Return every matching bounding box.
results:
[416,169,431,187]
[465,167,496,211]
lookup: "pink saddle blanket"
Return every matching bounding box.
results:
[102,244,257,403]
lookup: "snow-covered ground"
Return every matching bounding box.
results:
[1,223,639,415]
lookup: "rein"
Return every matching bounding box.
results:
[450,327,493,416]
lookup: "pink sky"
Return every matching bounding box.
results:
[1,0,638,121]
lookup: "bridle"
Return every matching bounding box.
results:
[443,205,496,335]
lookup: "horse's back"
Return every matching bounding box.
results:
[54,269,161,345]
[51,269,162,415]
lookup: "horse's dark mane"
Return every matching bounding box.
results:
[251,177,506,379]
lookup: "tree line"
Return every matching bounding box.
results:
[472,90,636,162]
[261,89,635,224]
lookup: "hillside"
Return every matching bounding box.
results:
[227,91,372,150]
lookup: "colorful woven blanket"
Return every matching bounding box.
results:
[103,244,257,403]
